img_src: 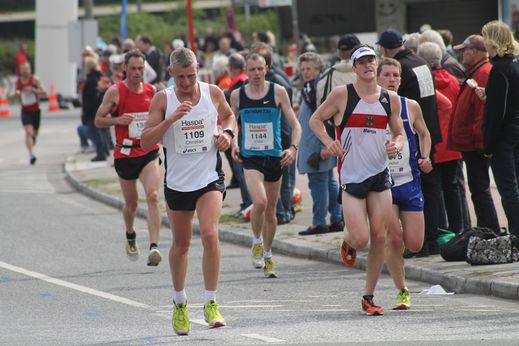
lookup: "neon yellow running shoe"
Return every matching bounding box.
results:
[394,288,411,310]
[263,257,277,278]
[172,302,190,335]
[251,243,265,269]
[204,300,226,328]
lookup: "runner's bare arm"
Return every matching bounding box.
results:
[386,90,404,158]
[310,86,347,157]
[229,89,242,162]
[141,91,194,150]
[33,76,46,97]
[211,85,236,151]
[275,85,301,167]
[141,91,167,150]
[95,85,128,128]
[408,99,432,173]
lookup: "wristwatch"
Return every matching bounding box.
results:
[290,144,299,151]
[420,156,431,162]
[223,128,235,139]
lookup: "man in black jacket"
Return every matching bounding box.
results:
[379,29,443,257]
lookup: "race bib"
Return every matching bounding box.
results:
[244,122,274,151]
[128,112,149,139]
[412,65,435,98]
[387,126,412,184]
[21,91,37,106]
[173,116,213,154]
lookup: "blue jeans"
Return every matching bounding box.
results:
[276,162,295,223]
[77,124,91,148]
[490,139,519,236]
[307,170,342,226]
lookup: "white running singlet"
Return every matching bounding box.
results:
[162,82,220,192]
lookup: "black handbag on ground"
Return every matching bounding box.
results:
[440,227,499,262]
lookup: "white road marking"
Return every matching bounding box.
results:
[241,333,286,343]
[0,261,154,311]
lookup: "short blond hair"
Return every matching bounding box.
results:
[482,20,519,57]
[84,56,100,72]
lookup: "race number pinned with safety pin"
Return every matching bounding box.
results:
[128,112,149,139]
[173,116,213,154]
[244,122,274,151]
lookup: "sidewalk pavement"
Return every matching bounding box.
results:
[64,151,519,301]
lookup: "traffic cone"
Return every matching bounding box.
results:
[47,83,60,112]
[0,87,11,117]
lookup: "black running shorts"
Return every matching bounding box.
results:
[164,175,226,211]
[21,109,41,130]
[340,168,393,199]
[242,155,283,182]
[114,149,160,180]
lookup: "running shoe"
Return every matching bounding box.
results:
[263,257,277,278]
[147,247,162,266]
[394,288,411,310]
[172,302,190,335]
[30,155,37,165]
[340,240,356,266]
[251,243,265,269]
[361,295,384,316]
[204,300,226,328]
[125,238,139,261]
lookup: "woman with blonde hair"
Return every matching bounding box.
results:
[79,55,108,161]
[481,20,519,237]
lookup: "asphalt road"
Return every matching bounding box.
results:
[1,110,519,345]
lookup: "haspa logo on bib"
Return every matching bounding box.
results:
[182,119,204,127]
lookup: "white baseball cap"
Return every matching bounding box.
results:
[351,46,376,64]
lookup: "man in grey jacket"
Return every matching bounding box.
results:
[316,34,360,107]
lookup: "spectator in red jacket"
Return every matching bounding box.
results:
[418,42,467,233]
[449,34,501,232]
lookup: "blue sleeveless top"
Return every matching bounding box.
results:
[238,82,282,158]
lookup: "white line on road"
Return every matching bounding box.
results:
[241,333,286,343]
[0,261,154,311]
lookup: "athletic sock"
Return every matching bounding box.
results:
[126,231,136,240]
[149,243,158,250]
[252,236,263,245]
[263,250,272,259]
[204,290,217,304]
[174,289,187,305]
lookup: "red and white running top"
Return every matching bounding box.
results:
[337,84,392,185]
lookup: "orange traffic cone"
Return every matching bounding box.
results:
[0,87,11,117]
[47,83,60,112]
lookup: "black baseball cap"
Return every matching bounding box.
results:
[338,34,361,51]
[377,29,404,49]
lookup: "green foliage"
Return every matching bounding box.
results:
[98,7,278,48]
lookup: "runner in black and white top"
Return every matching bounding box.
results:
[310,45,404,316]
[141,48,236,336]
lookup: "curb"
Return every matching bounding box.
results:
[63,159,519,301]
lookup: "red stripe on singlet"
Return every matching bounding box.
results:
[345,113,388,129]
